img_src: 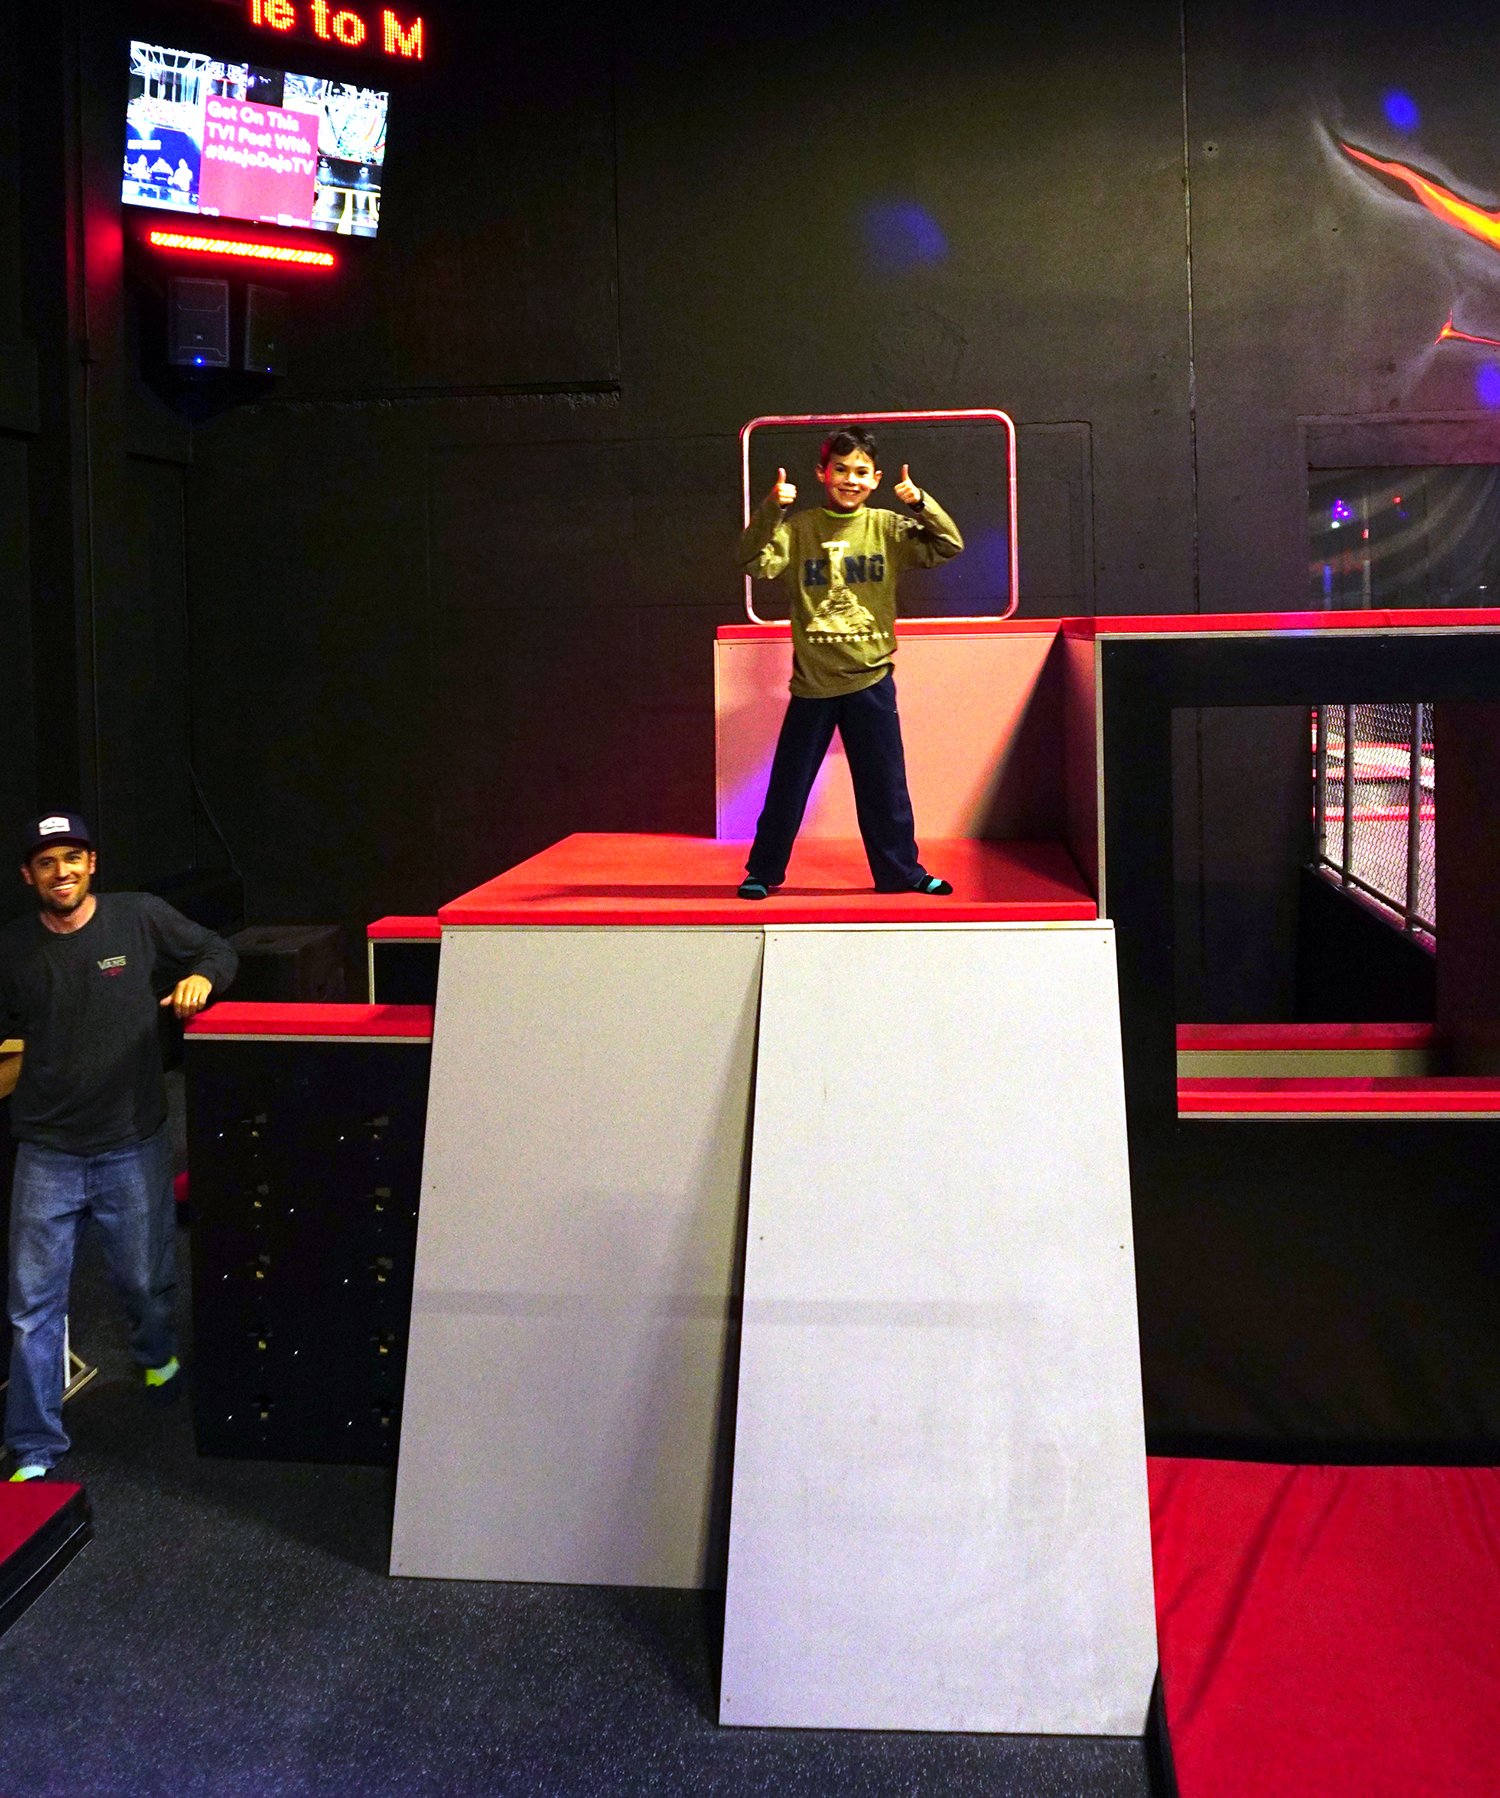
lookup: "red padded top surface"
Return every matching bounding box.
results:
[719,610,1500,642]
[0,1482,83,1562]
[439,834,1096,926]
[1179,1075,1500,1113]
[186,1003,434,1041]
[1177,1022,1436,1052]
[366,916,442,941]
[1065,607,1500,637]
[717,619,1060,640]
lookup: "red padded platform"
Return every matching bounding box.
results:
[1179,1075,1500,1116]
[722,609,1500,646]
[1,1480,89,1638]
[1150,1458,1500,1797]
[366,915,442,941]
[1177,1022,1436,1052]
[438,834,1096,927]
[1067,607,1500,636]
[186,1003,434,1041]
[0,1482,81,1564]
[717,619,1061,641]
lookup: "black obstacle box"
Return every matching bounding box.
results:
[186,1012,431,1465]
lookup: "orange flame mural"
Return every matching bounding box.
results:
[1341,141,1500,254]
[1435,312,1500,348]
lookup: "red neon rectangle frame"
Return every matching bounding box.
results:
[739,408,1020,623]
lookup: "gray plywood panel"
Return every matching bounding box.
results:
[392,925,762,1587]
[721,922,1156,1733]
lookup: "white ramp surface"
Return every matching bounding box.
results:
[720,923,1156,1733]
[391,925,762,1588]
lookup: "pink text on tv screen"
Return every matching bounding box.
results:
[125,42,388,238]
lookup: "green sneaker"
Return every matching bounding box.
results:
[144,1356,183,1406]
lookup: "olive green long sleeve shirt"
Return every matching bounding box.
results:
[739,494,964,698]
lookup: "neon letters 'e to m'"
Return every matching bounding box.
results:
[247,2,426,59]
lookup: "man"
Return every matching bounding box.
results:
[0,813,237,1481]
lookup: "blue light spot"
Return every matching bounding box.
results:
[862,200,948,274]
[1383,91,1420,132]
[962,524,1011,609]
[1478,363,1500,407]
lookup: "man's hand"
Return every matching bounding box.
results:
[893,463,923,507]
[161,975,213,1021]
[770,466,797,509]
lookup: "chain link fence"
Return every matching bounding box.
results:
[1313,703,1435,936]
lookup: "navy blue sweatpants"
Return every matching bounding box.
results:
[746,670,928,891]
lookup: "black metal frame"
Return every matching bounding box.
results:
[1099,627,1500,1458]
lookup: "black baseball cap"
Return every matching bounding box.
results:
[21,813,93,862]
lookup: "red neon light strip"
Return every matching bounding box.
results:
[147,230,335,269]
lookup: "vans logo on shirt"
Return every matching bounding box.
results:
[96,955,127,977]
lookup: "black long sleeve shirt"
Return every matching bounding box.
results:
[0,892,238,1154]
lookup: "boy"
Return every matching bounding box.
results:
[736,425,963,899]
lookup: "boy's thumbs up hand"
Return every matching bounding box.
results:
[771,467,797,508]
[894,464,922,506]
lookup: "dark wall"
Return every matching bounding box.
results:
[1,0,197,921]
[7,0,1500,1000]
[180,0,1192,936]
[0,0,40,923]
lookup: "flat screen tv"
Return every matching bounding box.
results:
[124,41,388,238]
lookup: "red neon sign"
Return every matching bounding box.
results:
[148,228,336,268]
[246,2,425,59]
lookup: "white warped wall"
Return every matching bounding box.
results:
[720,922,1157,1733]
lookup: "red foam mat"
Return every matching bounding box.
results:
[1178,1075,1500,1114]
[0,1482,80,1563]
[1,1481,89,1637]
[719,610,1500,641]
[1066,607,1500,636]
[1176,1022,1436,1052]
[1150,1458,1500,1796]
[186,1003,434,1041]
[366,915,442,941]
[439,834,1095,926]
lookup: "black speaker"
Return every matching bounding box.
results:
[243,284,288,375]
[167,276,230,368]
[229,925,347,1003]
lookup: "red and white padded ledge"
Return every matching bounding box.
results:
[1179,1076,1500,1118]
[366,916,442,942]
[186,1003,433,1043]
[721,607,1500,643]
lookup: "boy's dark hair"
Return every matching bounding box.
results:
[819,425,879,469]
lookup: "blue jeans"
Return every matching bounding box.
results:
[5,1124,176,1469]
[747,671,928,891]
